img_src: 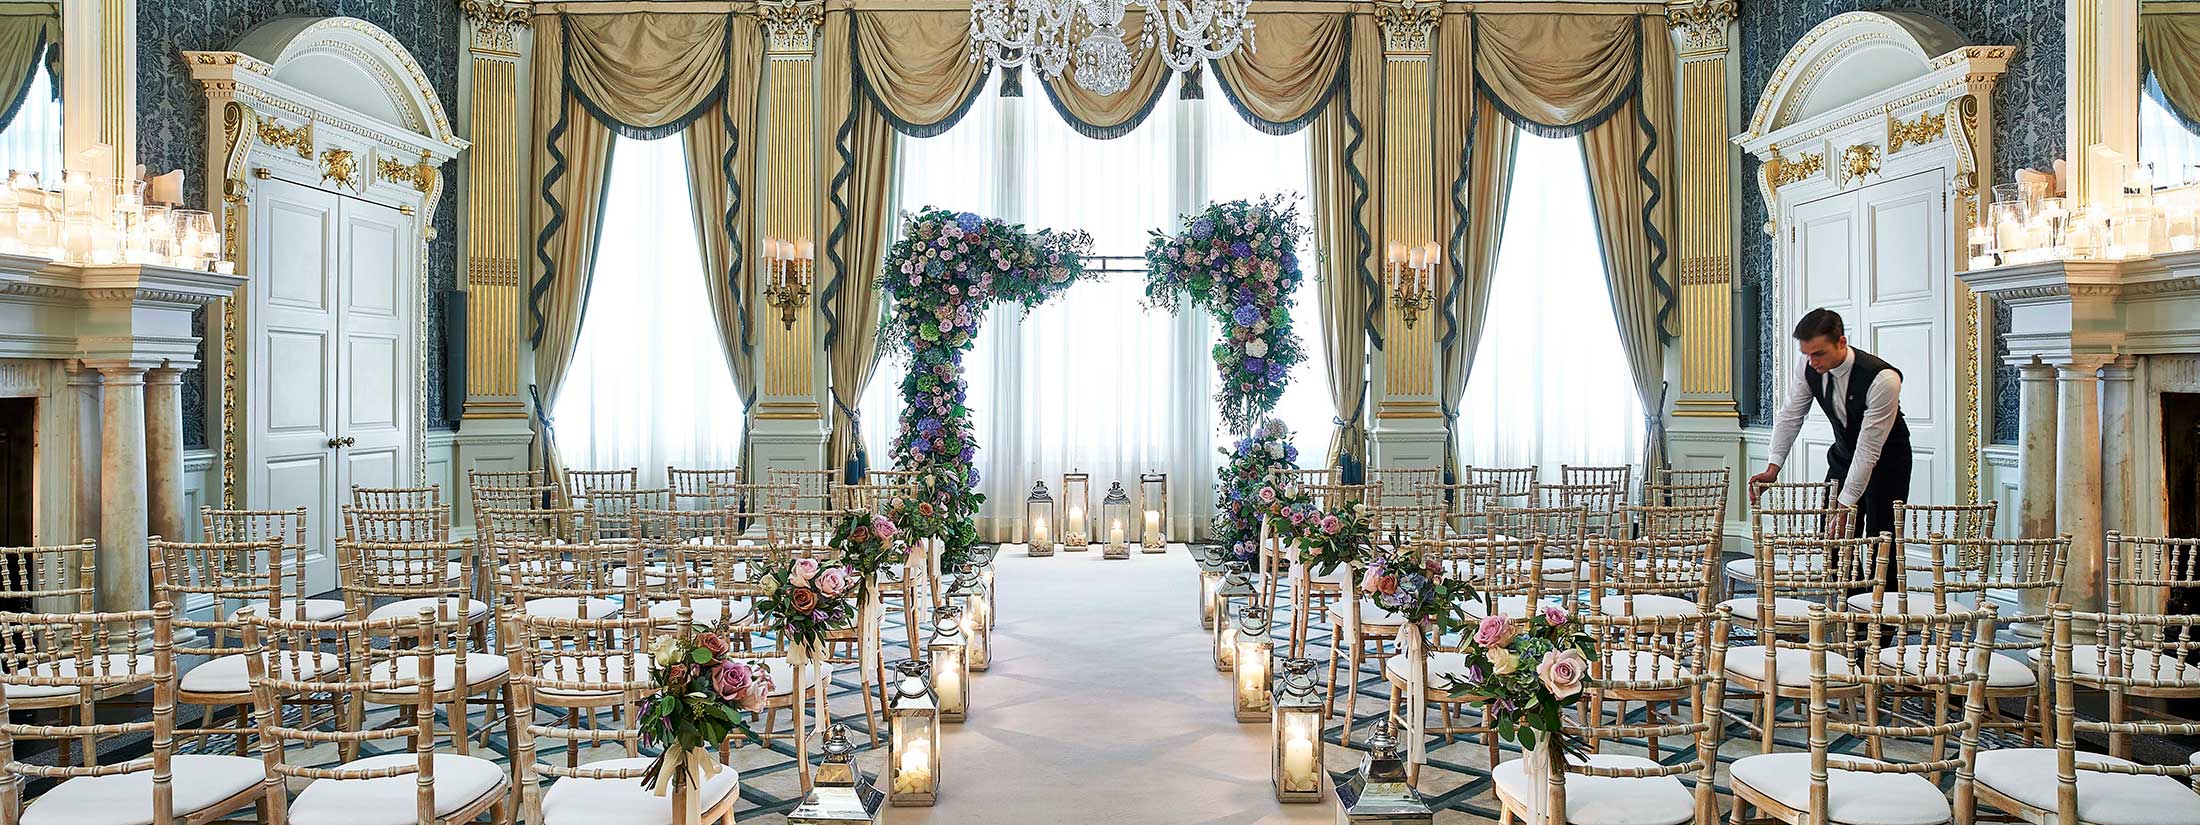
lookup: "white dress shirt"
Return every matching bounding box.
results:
[1767,349,1903,507]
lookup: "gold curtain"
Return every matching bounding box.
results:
[1210,12,1351,130]
[853,10,990,136]
[681,13,763,472]
[0,3,52,134]
[565,12,733,133]
[1433,14,1518,484]
[1472,13,1639,134]
[528,13,619,484]
[820,8,900,479]
[1309,13,1382,472]
[1579,14,1674,474]
[1038,14,1174,139]
[2143,11,2200,129]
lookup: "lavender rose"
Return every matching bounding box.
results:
[1536,649,1588,699]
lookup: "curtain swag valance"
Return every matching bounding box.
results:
[565,11,736,139]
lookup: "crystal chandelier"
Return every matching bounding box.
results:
[970,0,1255,96]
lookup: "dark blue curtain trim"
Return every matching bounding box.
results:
[1206,28,1349,138]
[1633,16,1674,343]
[1439,93,1476,357]
[719,60,752,356]
[0,32,46,144]
[529,36,576,349]
[1179,64,1204,100]
[2145,69,2200,139]
[822,31,861,351]
[850,14,990,139]
[1039,66,1175,140]
[1000,65,1024,98]
[1340,32,1380,352]
[566,15,734,141]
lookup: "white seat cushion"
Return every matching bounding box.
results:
[1974,748,2200,825]
[523,596,623,619]
[1716,597,1819,623]
[1384,651,1474,688]
[540,756,740,825]
[232,598,349,621]
[1875,646,2036,688]
[647,598,751,625]
[1462,596,1566,620]
[288,752,505,825]
[1597,594,1700,618]
[366,596,489,623]
[762,658,837,697]
[1724,555,1827,583]
[1327,598,1407,628]
[1723,646,1853,688]
[1605,651,1691,685]
[1730,752,1950,825]
[367,652,512,692]
[180,651,341,695]
[1493,753,1694,825]
[609,565,676,588]
[536,653,653,698]
[21,754,265,825]
[2054,646,2200,684]
[5,654,155,698]
[1846,592,1950,615]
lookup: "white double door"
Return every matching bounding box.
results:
[1783,168,1953,505]
[247,178,415,594]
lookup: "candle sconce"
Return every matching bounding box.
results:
[764,235,814,330]
[1384,240,1437,329]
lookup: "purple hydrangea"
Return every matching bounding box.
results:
[1231,304,1261,326]
[1190,217,1216,240]
[1243,358,1266,375]
[1230,241,1253,257]
[955,212,983,234]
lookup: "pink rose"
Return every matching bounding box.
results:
[1536,649,1588,699]
[816,566,851,598]
[1540,604,1569,627]
[697,633,731,657]
[1473,614,1516,648]
[739,679,771,713]
[712,661,752,696]
[1288,509,1307,525]
[791,557,821,586]
[1320,515,1342,535]
[872,516,898,540]
[789,587,818,613]
[1362,573,1397,595]
[1257,487,1276,504]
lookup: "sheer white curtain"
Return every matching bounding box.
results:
[0,62,59,185]
[2141,86,2200,184]
[554,135,746,486]
[860,78,1322,539]
[1455,134,1643,479]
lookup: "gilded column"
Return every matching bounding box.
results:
[458,1,532,420]
[1667,0,1739,419]
[1368,0,1446,476]
[755,0,824,423]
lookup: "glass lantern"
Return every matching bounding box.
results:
[1195,546,1226,629]
[1061,472,1092,549]
[969,545,999,631]
[948,565,990,672]
[788,723,885,824]
[886,659,940,806]
[1273,657,1325,802]
[928,605,970,721]
[1101,482,1133,559]
[1024,481,1055,557]
[1234,605,1274,722]
[1213,561,1257,671]
[1138,472,1169,551]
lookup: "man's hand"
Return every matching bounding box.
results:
[1823,507,1852,538]
[1748,464,1781,504]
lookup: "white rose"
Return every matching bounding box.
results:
[1266,442,1284,459]
[1245,339,1269,358]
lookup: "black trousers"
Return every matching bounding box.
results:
[1828,449,1913,588]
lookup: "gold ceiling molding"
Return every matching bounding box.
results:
[1764,146,1823,189]
[1665,0,1735,55]
[1376,0,1439,54]
[1887,109,1947,154]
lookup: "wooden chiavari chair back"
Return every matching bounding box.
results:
[2106,532,2200,615]
[1750,478,1836,516]
[473,484,561,511]
[581,487,672,542]
[1643,480,1727,512]
[504,541,634,621]
[469,468,556,510]
[150,536,285,659]
[1885,500,1996,589]
[1437,481,1499,537]
[706,482,797,535]
[667,466,743,510]
[340,539,486,626]
[1367,468,1438,507]
[564,467,638,499]
[1719,533,1886,752]
[1587,534,1718,618]
[1463,466,1537,506]
[1484,505,1589,588]
[199,505,312,595]
[350,484,442,511]
[1888,534,2069,745]
[1535,483,1625,539]
[1426,535,1554,618]
[1559,463,1631,498]
[475,506,592,547]
[1624,503,1723,540]
[833,481,916,513]
[768,468,836,511]
[1367,501,1446,549]
[341,504,451,544]
[0,540,96,613]
[766,509,840,551]
[1297,481,1376,510]
[0,601,163,728]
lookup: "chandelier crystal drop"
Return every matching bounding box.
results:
[970,0,1255,95]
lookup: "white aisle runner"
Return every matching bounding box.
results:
[881,549,1334,824]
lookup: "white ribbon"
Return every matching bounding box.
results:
[925,538,944,610]
[859,584,882,674]
[1402,619,1428,765]
[1523,738,1554,825]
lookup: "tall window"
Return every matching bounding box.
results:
[1456,133,1643,476]
[0,61,60,185]
[860,78,1324,536]
[555,135,745,483]
[2141,82,2200,184]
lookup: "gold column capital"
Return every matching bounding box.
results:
[459,0,534,53]
[1665,0,1737,57]
[1375,0,1439,56]
[762,0,825,56]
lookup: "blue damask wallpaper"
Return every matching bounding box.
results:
[1738,0,2063,445]
[138,1,462,449]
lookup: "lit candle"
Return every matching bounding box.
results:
[899,740,931,782]
[1283,734,1316,780]
[1143,509,1161,542]
[1067,505,1084,538]
[1218,624,1238,667]
[934,671,963,712]
[1031,517,1051,548]
[1237,650,1269,706]
[1109,520,1125,546]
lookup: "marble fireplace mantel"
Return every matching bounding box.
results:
[1960,253,2200,615]
[0,254,243,610]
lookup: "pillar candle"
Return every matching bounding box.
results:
[1143,509,1161,541]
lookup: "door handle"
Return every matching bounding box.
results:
[328,436,357,448]
[342,436,357,447]
[327,437,344,448]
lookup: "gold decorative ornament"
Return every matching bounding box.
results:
[457,0,532,51]
[1840,143,1880,186]
[761,0,825,55]
[1376,0,1440,54]
[1888,110,1947,154]
[378,151,437,193]
[256,115,313,159]
[1666,0,1738,55]
[1767,146,1824,189]
[320,147,359,189]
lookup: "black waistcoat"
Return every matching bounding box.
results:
[1802,348,1913,476]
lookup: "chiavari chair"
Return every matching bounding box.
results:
[469,467,557,510]
[2107,532,2200,617]
[705,482,797,539]
[1270,467,1336,488]
[2093,536,2200,759]
[1727,604,1998,825]
[1872,534,2066,749]
[766,508,840,552]
[242,610,510,825]
[474,506,594,604]
[1723,496,1858,595]
[0,603,272,824]
[505,541,632,621]
[1748,479,1838,520]
[1463,465,1538,508]
[352,484,444,511]
[1869,500,1997,603]
[1491,611,1729,825]
[1367,467,1439,507]
[0,539,95,613]
[1486,504,1590,588]
[580,487,672,543]
[1384,536,1553,775]
[339,538,507,758]
[564,467,638,499]
[832,481,915,513]
[1278,482,1376,655]
[505,610,740,825]
[0,557,150,768]
[1624,503,1724,541]
[650,532,777,628]
[1721,533,1883,753]
[768,468,837,512]
[1536,482,1627,540]
[1560,463,1632,499]
[864,469,925,488]
[343,504,453,544]
[1642,481,1728,514]
[473,484,562,512]
[1969,605,2200,825]
[1436,481,1500,538]
[666,465,743,510]
[153,536,342,754]
[201,506,348,623]
[1654,466,1730,488]
[1588,534,1718,619]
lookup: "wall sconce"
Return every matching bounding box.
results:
[764,235,814,330]
[1385,240,1437,329]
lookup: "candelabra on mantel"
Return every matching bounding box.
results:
[763,236,814,330]
[1384,240,1437,328]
